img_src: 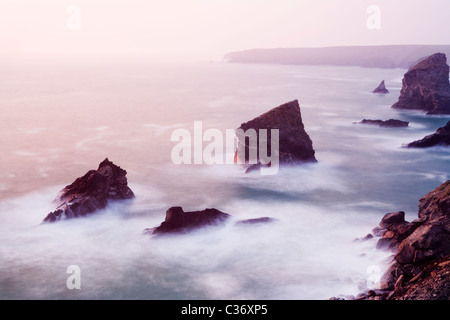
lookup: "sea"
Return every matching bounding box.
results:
[0,58,449,300]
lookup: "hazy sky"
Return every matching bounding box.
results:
[1,0,450,61]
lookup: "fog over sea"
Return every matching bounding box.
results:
[0,60,449,299]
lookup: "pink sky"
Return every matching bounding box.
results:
[1,0,450,61]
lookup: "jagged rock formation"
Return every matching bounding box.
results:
[392,53,450,115]
[407,121,450,148]
[356,119,409,128]
[372,80,389,94]
[43,158,135,222]
[235,99,316,171]
[355,180,450,300]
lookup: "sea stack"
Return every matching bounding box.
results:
[392,53,450,115]
[43,158,135,222]
[235,99,316,172]
[372,80,389,94]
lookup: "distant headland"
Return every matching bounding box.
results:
[224,45,450,69]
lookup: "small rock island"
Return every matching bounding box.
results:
[372,80,389,94]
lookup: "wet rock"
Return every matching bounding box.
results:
[392,53,450,115]
[406,120,450,148]
[372,80,389,94]
[43,158,135,222]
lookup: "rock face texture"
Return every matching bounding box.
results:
[235,99,316,167]
[43,158,135,222]
[407,120,450,148]
[392,53,450,115]
[150,207,231,235]
[372,80,389,94]
[357,119,409,128]
[355,180,450,300]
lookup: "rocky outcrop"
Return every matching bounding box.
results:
[149,207,231,235]
[372,80,389,94]
[43,158,135,222]
[406,120,450,148]
[356,180,450,300]
[235,99,316,171]
[392,53,450,115]
[356,119,409,128]
[147,207,275,235]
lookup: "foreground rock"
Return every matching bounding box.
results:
[356,119,409,128]
[235,99,316,172]
[43,158,135,222]
[406,120,450,148]
[392,53,450,115]
[147,207,275,235]
[355,180,450,300]
[372,80,389,94]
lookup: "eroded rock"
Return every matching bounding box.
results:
[43,158,135,222]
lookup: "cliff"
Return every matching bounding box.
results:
[355,180,450,300]
[224,45,450,69]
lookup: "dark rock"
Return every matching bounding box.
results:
[372,80,389,94]
[407,120,450,148]
[236,217,274,225]
[376,211,419,250]
[235,99,317,169]
[357,119,409,128]
[356,180,450,300]
[392,53,450,115]
[43,158,135,222]
[380,211,407,228]
[150,207,231,235]
[395,181,450,265]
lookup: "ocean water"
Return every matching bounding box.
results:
[0,59,449,300]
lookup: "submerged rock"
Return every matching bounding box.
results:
[235,99,316,171]
[357,119,409,128]
[43,158,135,222]
[392,53,450,115]
[235,217,275,225]
[406,120,450,148]
[372,80,389,94]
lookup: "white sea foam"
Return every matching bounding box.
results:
[0,61,448,300]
